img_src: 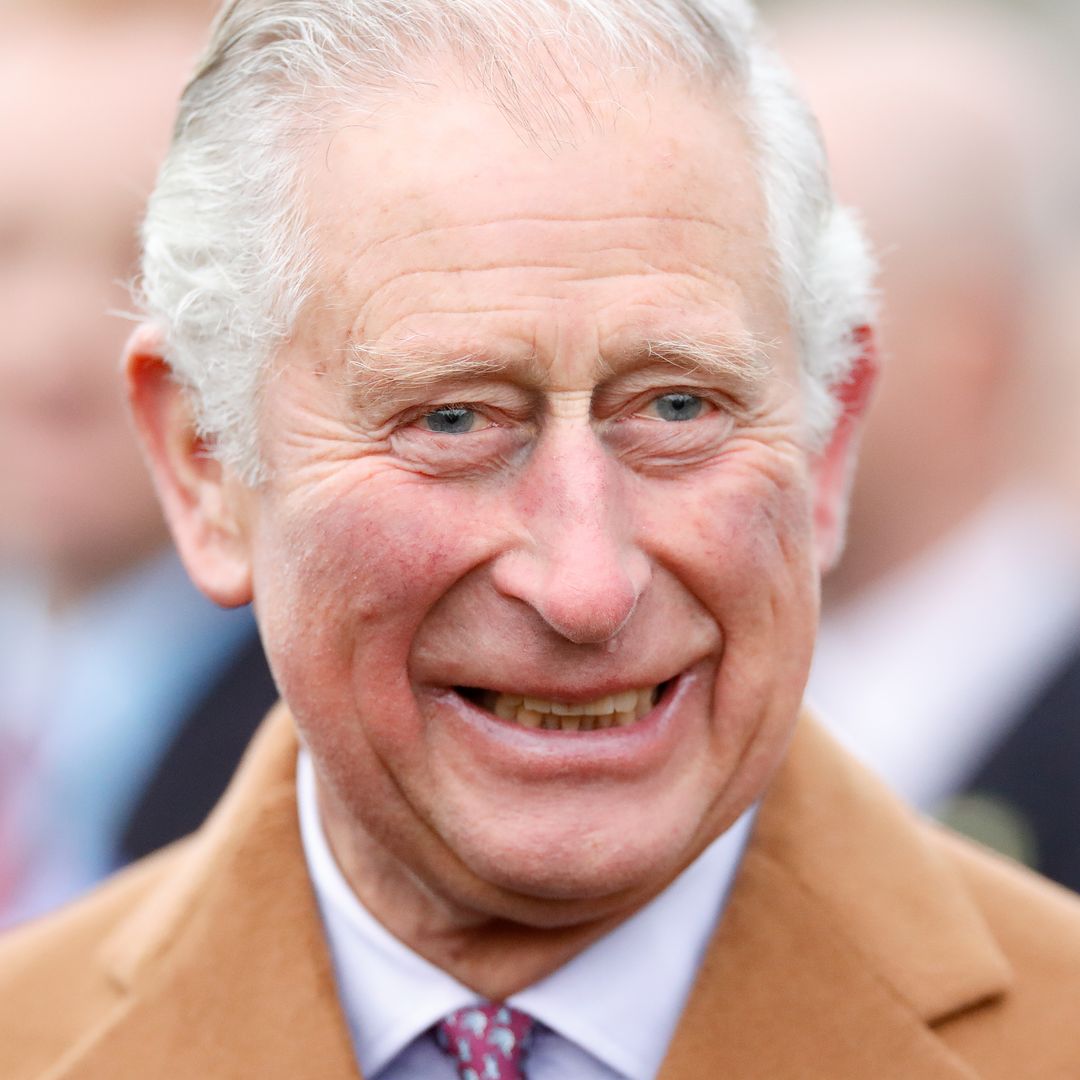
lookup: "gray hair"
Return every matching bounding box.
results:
[138,0,875,483]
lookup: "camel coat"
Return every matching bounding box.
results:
[3,704,1080,1079]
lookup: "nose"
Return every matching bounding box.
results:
[491,428,651,645]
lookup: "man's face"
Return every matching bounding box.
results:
[213,78,844,920]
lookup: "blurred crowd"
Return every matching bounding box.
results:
[1,0,1079,928]
[0,0,277,928]
[773,0,1080,887]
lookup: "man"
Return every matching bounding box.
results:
[0,0,277,927]
[774,2,1080,886]
[3,1,1080,1077]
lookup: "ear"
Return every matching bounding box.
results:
[124,324,255,607]
[809,325,879,572]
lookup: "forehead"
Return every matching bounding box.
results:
[298,72,787,369]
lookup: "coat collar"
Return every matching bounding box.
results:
[659,717,1010,1080]
[59,706,359,1080]
[53,709,1009,1080]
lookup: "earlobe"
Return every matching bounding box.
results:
[810,325,880,572]
[125,325,255,608]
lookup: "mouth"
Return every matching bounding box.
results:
[454,682,671,732]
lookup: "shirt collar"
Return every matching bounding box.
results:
[298,749,754,1080]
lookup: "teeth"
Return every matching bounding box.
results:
[482,686,661,732]
[583,696,613,715]
[494,697,518,720]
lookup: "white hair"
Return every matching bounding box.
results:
[138,0,876,483]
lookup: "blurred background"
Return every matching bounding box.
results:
[763,0,1080,887]
[0,0,277,929]
[0,0,1077,928]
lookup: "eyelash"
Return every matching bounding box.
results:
[413,403,502,432]
[622,388,727,421]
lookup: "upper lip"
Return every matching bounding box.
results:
[417,640,717,703]
[446,673,680,704]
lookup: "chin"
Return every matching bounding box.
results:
[446,800,710,912]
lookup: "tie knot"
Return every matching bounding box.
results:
[435,1003,536,1080]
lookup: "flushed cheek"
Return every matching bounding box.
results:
[651,466,818,710]
[649,453,815,601]
[251,473,513,735]
[715,489,815,609]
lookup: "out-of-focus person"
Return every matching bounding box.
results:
[775,0,1080,886]
[0,0,277,928]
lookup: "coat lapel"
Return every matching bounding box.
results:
[660,717,1012,1080]
[46,708,360,1080]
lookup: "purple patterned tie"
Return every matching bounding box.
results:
[435,1003,536,1080]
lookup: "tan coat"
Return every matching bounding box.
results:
[3,705,1080,1079]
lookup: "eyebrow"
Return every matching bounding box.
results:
[345,327,775,411]
[627,330,776,396]
[346,338,539,411]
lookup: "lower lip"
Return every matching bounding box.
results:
[424,666,706,782]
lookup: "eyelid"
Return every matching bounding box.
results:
[394,400,478,426]
[389,382,534,423]
[406,400,529,437]
[621,387,722,421]
[646,390,706,404]
[419,404,495,434]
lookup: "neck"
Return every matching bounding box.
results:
[317,783,653,1001]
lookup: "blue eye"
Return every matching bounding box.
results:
[422,407,478,434]
[649,393,705,422]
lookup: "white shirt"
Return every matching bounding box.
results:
[809,490,1080,810]
[297,751,754,1080]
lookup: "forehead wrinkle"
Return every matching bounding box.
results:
[338,212,733,263]
[347,266,579,336]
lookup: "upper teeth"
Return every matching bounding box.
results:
[485,687,657,731]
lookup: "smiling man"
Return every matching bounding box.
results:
[3,1,1080,1078]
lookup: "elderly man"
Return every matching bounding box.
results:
[3,1,1080,1077]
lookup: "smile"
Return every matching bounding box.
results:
[456,684,667,732]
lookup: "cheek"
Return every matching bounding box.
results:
[655,460,817,608]
[650,458,819,718]
[665,466,819,795]
[249,474,507,727]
